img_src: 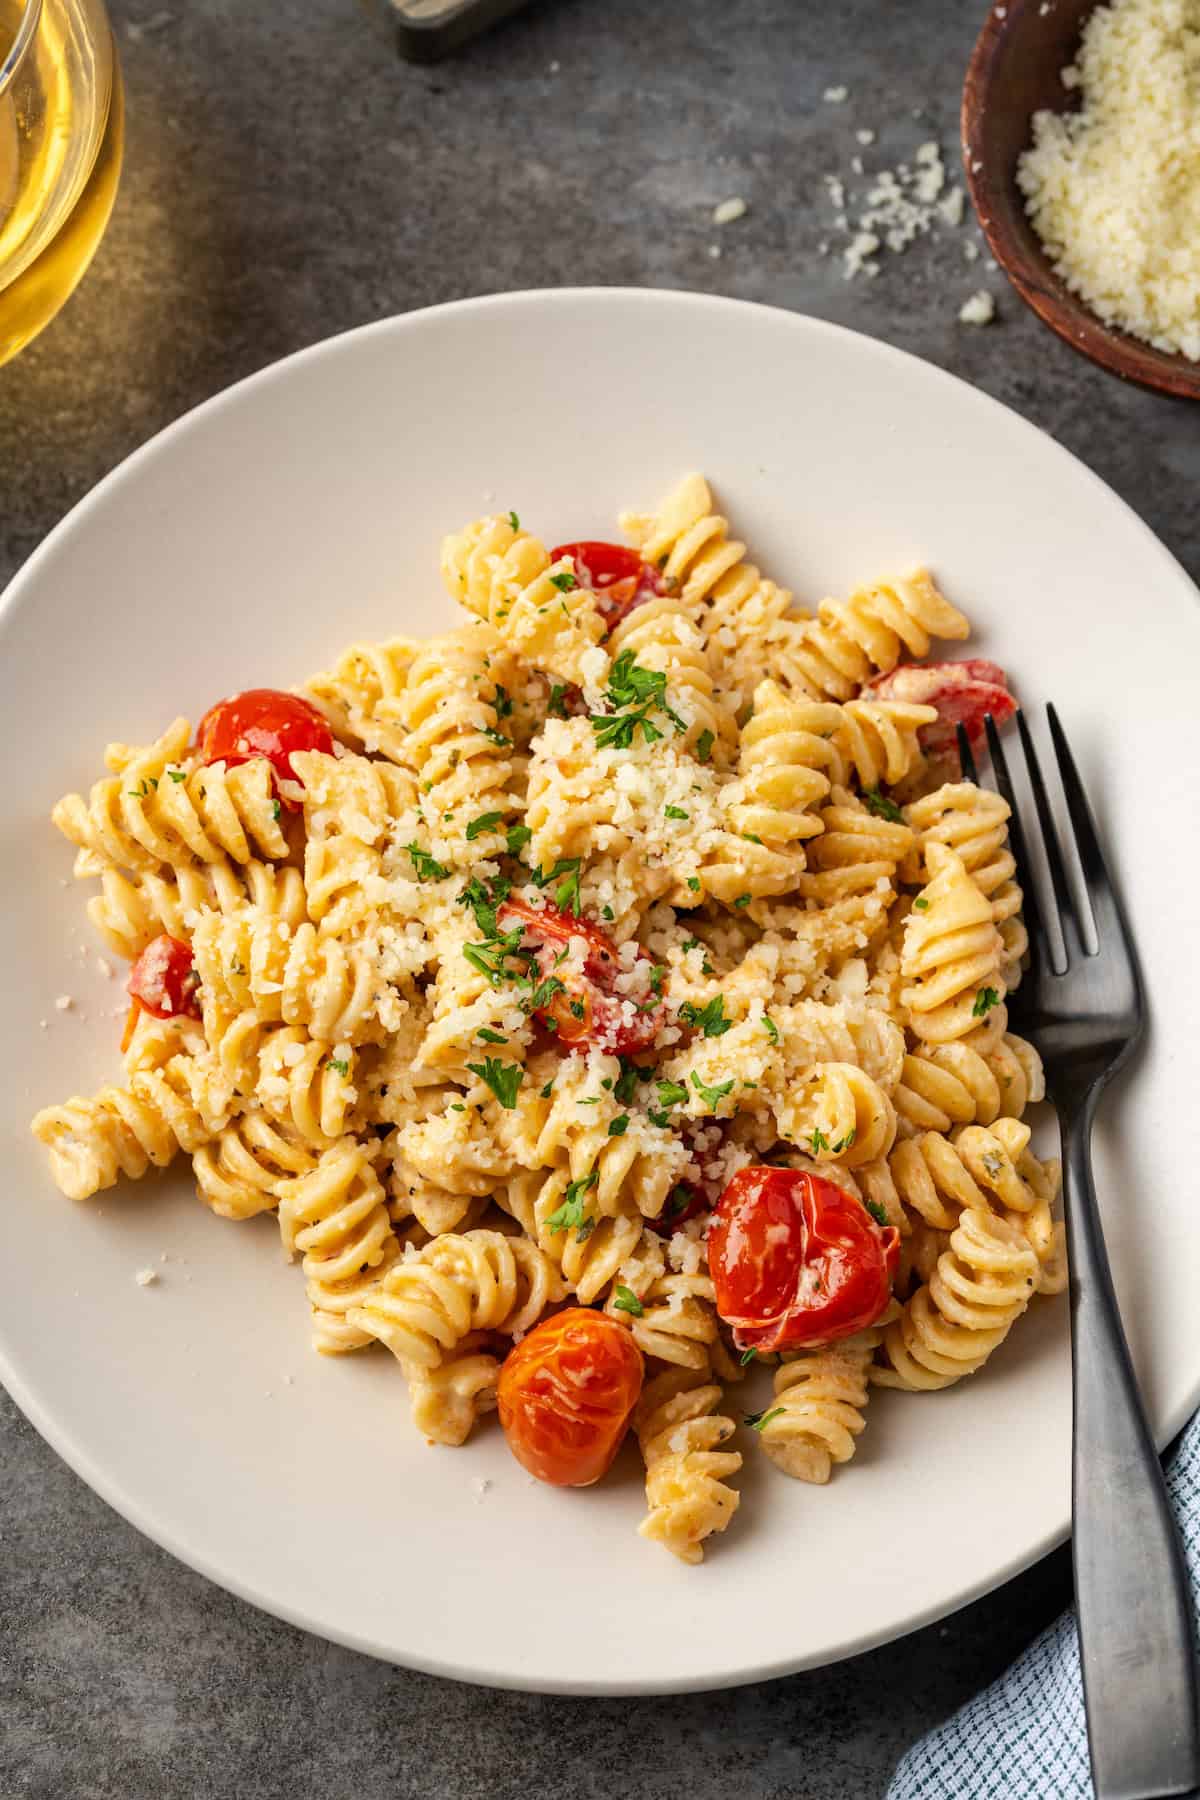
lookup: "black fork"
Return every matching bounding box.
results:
[957,712,1200,1800]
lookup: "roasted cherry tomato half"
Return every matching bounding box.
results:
[497,895,665,1056]
[127,933,202,1021]
[708,1166,899,1352]
[196,688,333,799]
[866,659,1017,775]
[549,539,667,633]
[498,1307,644,1487]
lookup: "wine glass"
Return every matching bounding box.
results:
[0,0,122,364]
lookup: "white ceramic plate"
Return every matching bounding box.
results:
[3,290,1198,1695]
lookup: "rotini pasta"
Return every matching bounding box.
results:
[32,474,1064,1565]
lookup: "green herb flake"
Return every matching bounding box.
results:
[549,570,578,592]
[763,1014,779,1044]
[601,904,615,921]
[506,510,520,532]
[864,788,905,824]
[744,1406,786,1433]
[686,876,702,893]
[739,1345,759,1367]
[612,1284,644,1318]
[614,1059,652,1105]
[912,896,929,911]
[547,684,569,719]
[167,767,187,784]
[809,1126,830,1155]
[506,823,532,856]
[695,728,715,765]
[456,874,512,939]
[667,1183,696,1219]
[733,893,752,909]
[540,1081,554,1099]
[545,1169,599,1236]
[480,723,511,748]
[655,1079,689,1110]
[607,1115,630,1138]
[864,1196,890,1228]
[466,1057,524,1110]
[973,986,1002,1018]
[327,1057,350,1077]
[475,1028,508,1045]
[405,842,450,883]
[678,994,732,1039]
[691,1069,734,1111]
[466,811,505,842]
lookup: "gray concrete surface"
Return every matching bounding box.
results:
[3,1,1197,1795]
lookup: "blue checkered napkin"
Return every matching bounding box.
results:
[887,1411,1200,1800]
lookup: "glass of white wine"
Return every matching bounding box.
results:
[0,0,122,365]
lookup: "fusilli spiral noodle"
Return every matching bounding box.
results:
[440,514,607,686]
[302,637,420,763]
[277,1140,399,1353]
[873,1206,1039,1389]
[191,908,392,1045]
[606,596,734,758]
[893,1030,1044,1135]
[635,1362,742,1564]
[604,1272,725,1371]
[900,842,1004,1044]
[192,1112,317,1220]
[498,1168,643,1305]
[829,698,937,792]
[759,1318,891,1483]
[291,750,415,939]
[31,1054,229,1201]
[904,783,1027,987]
[775,570,969,704]
[347,1228,566,1369]
[723,681,840,849]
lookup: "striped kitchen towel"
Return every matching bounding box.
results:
[888,1411,1200,1799]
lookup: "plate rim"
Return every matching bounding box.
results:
[3,285,1199,1695]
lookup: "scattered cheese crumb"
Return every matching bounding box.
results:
[823,84,849,102]
[55,995,73,1011]
[134,1267,159,1287]
[939,188,965,227]
[95,957,113,980]
[707,244,721,259]
[712,196,747,225]
[473,1477,493,1502]
[964,240,980,262]
[959,289,996,326]
[855,128,876,146]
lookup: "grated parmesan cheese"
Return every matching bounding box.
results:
[1017,0,1200,360]
[134,1267,159,1287]
[712,197,748,225]
[959,290,996,327]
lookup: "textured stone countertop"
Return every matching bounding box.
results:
[3,1,1197,1795]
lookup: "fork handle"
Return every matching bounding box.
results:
[1064,1093,1200,1800]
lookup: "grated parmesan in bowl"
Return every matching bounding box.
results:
[1017,0,1200,362]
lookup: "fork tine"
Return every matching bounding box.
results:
[1016,709,1085,968]
[1046,704,1134,962]
[985,712,1048,977]
[956,722,978,783]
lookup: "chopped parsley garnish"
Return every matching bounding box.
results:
[864,1196,890,1228]
[832,1128,857,1153]
[475,1028,508,1045]
[744,1406,785,1433]
[523,972,565,1014]
[614,1058,652,1105]
[686,876,701,893]
[480,722,512,748]
[327,1057,349,1077]
[547,683,569,719]
[612,1284,644,1318]
[271,799,282,822]
[540,1081,554,1099]
[405,842,449,882]
[678,994,732,1038]
[691,1070,734,1111]
[740,1345,759,1367]
[973,986,1002,1018]
[665,805,689,821]
[763,1014,779,1044]
[545,1170,599,1237]
[695,728,715,765]
[655,1079,689,1110]
[809,1127,830,1155]
[666,1183,696,1218]
[648,964,666,996]
[864,788,905,824]
[466,1057,524,1110]
[463,928,535,987]
[167,767,187,783]
[549,570,577,592]
[506,823,532,856]
[590,650,686,751]
[506,510,520,532]
[608,1115,630,1137]
[491,684,514,718]
[532,856,582,916]
[457,874,512,938]
[601,904,615,921]
[912,897,929,911]
[733,893,752,909]
[466,810,504,842]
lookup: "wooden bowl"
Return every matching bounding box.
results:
[962,0,1200,400]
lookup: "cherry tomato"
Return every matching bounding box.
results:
[498,1307,644,1487]
[708,1166,900,1352]
[497,896,665,1055]
[866,660,1017,775]
[196,689,333,797]
[549,540,667,632]
[127,934,202,1021]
